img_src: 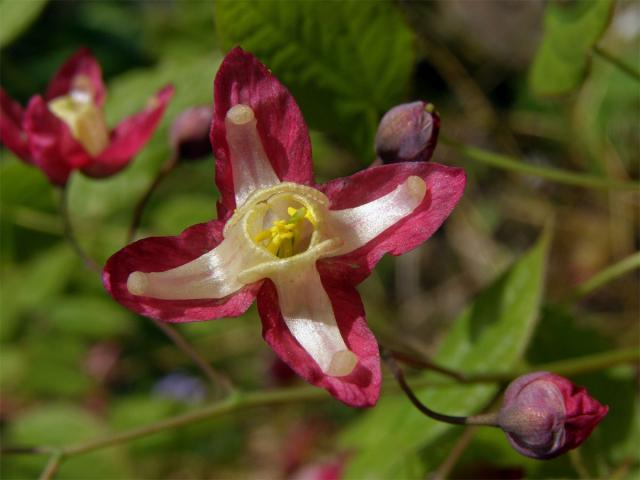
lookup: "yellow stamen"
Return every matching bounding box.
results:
[48,88,109,156]
[254,206,314,258]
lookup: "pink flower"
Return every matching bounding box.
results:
[103,47,466,407]
[498,372,609,459]
[291,458,346,480]
[375,101,440,164]
[0,48,174,186]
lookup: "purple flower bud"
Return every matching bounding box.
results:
[498,372,608,460]
[375,101,440,164]
[169,105,213,160]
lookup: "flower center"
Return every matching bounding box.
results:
[47,76,109,156]
[254,206,316,258]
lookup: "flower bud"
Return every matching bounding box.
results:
[169,105,213,160]
[374,101,440,164]
[497,372,608,460]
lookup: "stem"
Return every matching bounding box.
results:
[568,251,640,301]
[382,350,497,426]
[5,347,635,462]
[592,45,640,82]
[61,185,231,395]
[59,185,101,273]
[429,426,479,480]
[0,446,56,455]
[528,348,639,378]
[569,449,592,479]
[38,452,62,480]
[151,319,234,395]
[127,151,178,243]
[388,349,467,382]
[62,387,320,456]
[441,137,640,191]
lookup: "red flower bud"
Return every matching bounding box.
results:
[375,101,440,164]
[498,372,608,459]
[169,105,213,161]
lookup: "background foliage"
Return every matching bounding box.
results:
[0,1,638,479]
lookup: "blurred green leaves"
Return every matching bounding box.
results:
[215,0,414,161]
[3,404,131,479]
[529,0,614,96]
[0,0,47,48]
[340,230,550,478]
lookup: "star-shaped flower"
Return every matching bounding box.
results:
[0,48,174,185]
[103,47,466,407]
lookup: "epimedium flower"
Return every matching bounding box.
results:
[103,47,466,407]
[375,101,440,164]
[0,48,174,186]
[169,105,213,161]
[497,372,609,459]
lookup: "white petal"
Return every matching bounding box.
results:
[271,264,357,377]
[226,104,280,207]
[327,175,427,256]
[127,220,266,300]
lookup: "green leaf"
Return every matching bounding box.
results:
[0,0,48,48]
[0,245,76,341]
[150,193,216,235]
[529,0,614,96]
[527,307,639,478]
[0,345,26,389]
[67,53,221,261]
[340,229,550,478]
[48,296,135,339]
[23,335,93,398]
[109,395,182,453]
[3,404,131,479]
[215,0,414,161]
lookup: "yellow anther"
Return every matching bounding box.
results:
[48,92,109,156]
[254,205,316,258]
[254,230,272,243]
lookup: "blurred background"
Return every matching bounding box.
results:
[0,0,638,479]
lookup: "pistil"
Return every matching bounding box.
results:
[48,86,109,156]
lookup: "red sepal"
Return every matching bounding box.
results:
[0,87,32,162]
[23,95,92,186]
[319,162,466,284]
[83,85,174,178]
[211,46,313,219]
[258,275,381,407]
[543,373,609,453]
[45,48,107,106]
[103,220,260,323]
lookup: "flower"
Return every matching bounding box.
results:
[291,457,346,480]
[0,48,174,186]
[375,101,440,164]
[497,371,609,459]
[169,105,213,161]
[103,47,466,407]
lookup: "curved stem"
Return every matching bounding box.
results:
[429,426,478,480]
[382,350,497,426]
[59,184,227,395]
[387,349,467,382]
[441,137,640,191]
[151,319,234,396]
[568,251,640,301]
[61,387,317,457]
[38,451,62,480]
[127,151,178,243]
[4,347,635,462]
[59,185,101,273]
[592,45,640,82]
